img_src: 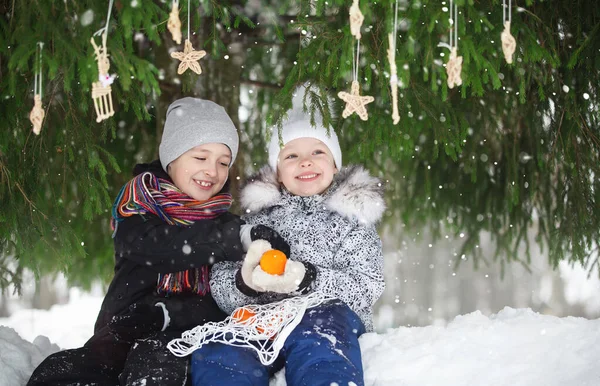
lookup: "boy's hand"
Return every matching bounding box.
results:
[250,225,291,257]
[108,302,170,342]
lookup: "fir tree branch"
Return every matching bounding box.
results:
[551,109,566,156]
[15,182,47,220]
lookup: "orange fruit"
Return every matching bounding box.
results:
[232,308,256,324]
[259,249,287,275]
[232,308,267,335]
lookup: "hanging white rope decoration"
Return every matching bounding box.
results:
[171,0,206,75]
[349,0,364,39]
[30,42,45,135]
[90,0,116,123]
[168,0,182,44]
[445,0,463,89]
[168,292,335,366]
[338,0,374,121]
[387,0,400,124]
[501,0,516,64]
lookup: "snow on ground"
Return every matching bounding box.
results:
[1,294,600,386]
[0,288,102,350]
[359,308,600,386]
[0,327,59,386]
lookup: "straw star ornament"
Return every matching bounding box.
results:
[338,81,374,121]
[171,39,206,75]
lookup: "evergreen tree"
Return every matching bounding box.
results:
[0,0,598,292]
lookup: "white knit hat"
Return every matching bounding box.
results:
[268,87,342,171]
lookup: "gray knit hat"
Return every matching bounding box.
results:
[159,97,239,171]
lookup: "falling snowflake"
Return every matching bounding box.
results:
[81,10,94,26]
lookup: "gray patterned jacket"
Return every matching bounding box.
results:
[210,165,386,331]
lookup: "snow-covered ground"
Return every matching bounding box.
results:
[1,291,599,386]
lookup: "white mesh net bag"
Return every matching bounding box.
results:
[167,291,335,365]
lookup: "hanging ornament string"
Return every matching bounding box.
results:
[387,0,400,124]
[501,0,516,64]
[445,0,463,89]
[33,43,43,100]
[187,0,191,39]
[338,0,374,121]
[90,0,116,123]
[353,40,360,84]
[168,0,182,44]
[30,42,45,135]
[171,0,206,75]
[103,0,114,36]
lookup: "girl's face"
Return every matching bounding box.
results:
[167,143,231,201]
[277,137,338,197]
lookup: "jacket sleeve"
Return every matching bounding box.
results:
[310,225,385,314]
[113,213,244,274]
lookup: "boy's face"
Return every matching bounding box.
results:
[167,143,231,201]
[277,137,338,197]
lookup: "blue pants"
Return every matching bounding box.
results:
[191,300,366,386]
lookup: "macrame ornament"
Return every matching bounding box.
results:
[30,42,45,135]
[91,35,115,122]
[387,0,400,124]
[168,0,182,44]
[171,0,206,75]
[349,0,364,39]
[339,0,374,121]
[168,292,335,366]
[445,0,463,89]
[447,47,463,89]
[90,0,116,123]
[501,0,516,64]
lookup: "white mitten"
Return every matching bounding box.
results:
[241,239,272,292]
[252,260,306,294]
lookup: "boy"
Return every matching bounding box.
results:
[28,98,250,386]
[192,88,386,386]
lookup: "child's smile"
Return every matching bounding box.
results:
[193,179,215,188]
[278,137,337,197]
[296,172,320,181]
[168,143,231,201]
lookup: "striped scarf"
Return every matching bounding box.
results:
[112,171,233,296]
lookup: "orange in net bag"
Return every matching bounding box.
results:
[259,249,287,275]
[232,307,255,323]
[167,292,335,365]
[232,307,266,335]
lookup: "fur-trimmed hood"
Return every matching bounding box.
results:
[240,165,386,225]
